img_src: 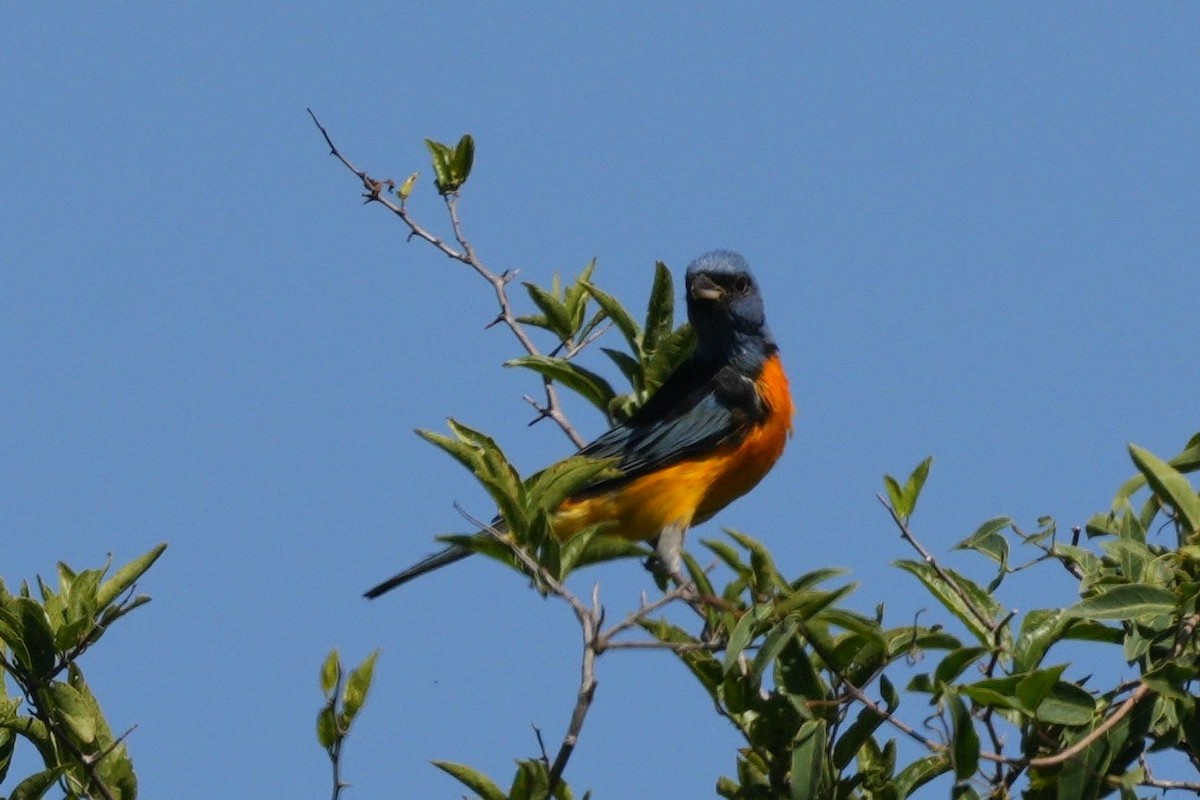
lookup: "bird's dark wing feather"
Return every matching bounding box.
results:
[571,357,764,497]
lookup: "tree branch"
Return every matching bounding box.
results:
[308,108,585,448]
[879,494,1000,635]
[1028,683,1152,769]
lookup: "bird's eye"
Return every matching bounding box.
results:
[733,275,751,294]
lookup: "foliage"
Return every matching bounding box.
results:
[314,128,1200,799]
[316,649,380,800]
[0,544,165,800]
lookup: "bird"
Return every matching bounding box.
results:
[365,250,793,599]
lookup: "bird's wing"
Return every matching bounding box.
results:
[571,359,765,496]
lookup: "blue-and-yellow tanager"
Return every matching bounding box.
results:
[365,250,793,598]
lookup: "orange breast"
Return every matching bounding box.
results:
[552,354,793,541]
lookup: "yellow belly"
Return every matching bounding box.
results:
[552,355,793,541]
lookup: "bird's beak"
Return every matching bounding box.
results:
[690,274,724,302]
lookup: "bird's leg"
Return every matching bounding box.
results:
[645,522,699,599]
[654,523,686,579]
[646,526,724,645]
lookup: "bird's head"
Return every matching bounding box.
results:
[685,250,775,361]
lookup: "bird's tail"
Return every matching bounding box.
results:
[363,544,473,599]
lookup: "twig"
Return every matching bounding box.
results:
[980,609,1016,785]
[329,720,345,800]
[600,640,721,652]
[1138,755,1200,793]
[308,108,585,448]
[1028,683,1151,769]
[548,584,601,791]
[451,505,701,792]
[596,586,694,650]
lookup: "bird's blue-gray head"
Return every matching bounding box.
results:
[684,250,776,361]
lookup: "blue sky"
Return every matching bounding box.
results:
[3,5,1198,798]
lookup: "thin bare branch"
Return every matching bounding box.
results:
[308,108,585,447]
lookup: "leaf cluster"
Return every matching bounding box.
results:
[0,544,165,800]
[418,419,644,585]
[316,649,380,800]
[641,532,961,800]
[434,759,589,800]
[323,129,1200,798]
[510,258,696,425]
[406,241,1200,798]
[424,134,475,195]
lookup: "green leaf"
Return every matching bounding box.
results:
[748,617,798,686]
[419,420,526,535]
[424,138,453,192]
[954,516,1012,569]
[524,282,575,338]
[94,743,137,800]
[883,475,905,517]
[416,427,483,474]
[315,705,337,749]
[0,725,14,786]
[1013,609,1069,672]
[0,601,33,674]
[508,758,546,800]
[641,261,674,355]
[773,586,856,623]
[1034,681,1096,726]
[10,767,61,800]
[96,543,167,609]
[892,753,951,798]
[527,455,621,518]
[788,567,849,593]
[342,650,379,720]
[320,649,340,697]
[893,560,1003,646]
[582,281,640,352]
[55,562,77,598]
[880,673,899,710]
[14,598,57,678]
[725,529,783,592]
[1129,443,1200,538]
[702,538,749,577]
[564,533,646,570]
[831,705,885,769]
[1015,665,1067,712]
[790,720,827,800]
[723,604,771,675]
[1064,583,1176,621]
[681,551,716,602]
[948,692,979,781]
[934,647,989,688]
[562,259,597,327]
[451,133,475,188]
[958,680,1026,714]
[903,457,932,515]
[504,355,617,413]
[641,324,696,394]
[884,625,962,658]
[602,347,643,394]
[433,761,507,800]
[397,171,419,200]
[47,681,97,745]
[777,636,831,703]
[1112,436,1200,508]
[884,457,932,519]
